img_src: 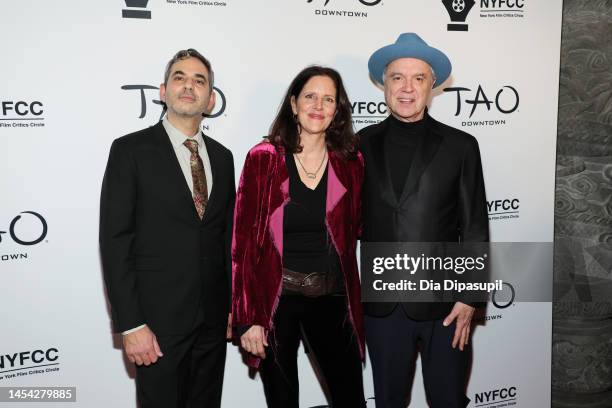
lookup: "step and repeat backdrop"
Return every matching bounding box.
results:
[1,0,561,407]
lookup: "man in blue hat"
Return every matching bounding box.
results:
[359,33,489,407]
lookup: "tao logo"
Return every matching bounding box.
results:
[0,211,48,246]
[307,0,382,6]
[121,85,227,120]
[492,281,515,308]
[444,85,519,118]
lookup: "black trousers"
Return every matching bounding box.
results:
[135,318,227,408]
[260,295,365,408]
[365,306,470,408]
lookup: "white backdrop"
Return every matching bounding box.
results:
[0,0,561,407]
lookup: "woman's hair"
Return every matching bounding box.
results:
[268,65,358,159]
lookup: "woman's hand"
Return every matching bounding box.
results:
[240,325,268,358]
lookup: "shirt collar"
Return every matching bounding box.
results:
[162,116,204,150]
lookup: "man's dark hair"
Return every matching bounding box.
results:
[164,48,214,94]
[268,65,358,160]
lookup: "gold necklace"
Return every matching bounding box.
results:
[294,150,327,179]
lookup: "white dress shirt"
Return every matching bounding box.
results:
[122,117,213,336]
[162,116,213,196]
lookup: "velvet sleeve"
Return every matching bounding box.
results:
[225,151,236,310]
[231,147,272,330]
[354,152,365,240]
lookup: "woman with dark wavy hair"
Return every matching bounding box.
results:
[232,66,366,407]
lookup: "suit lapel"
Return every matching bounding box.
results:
[368,118,398,207]
[153,122,201,223]
[398,114,443,205]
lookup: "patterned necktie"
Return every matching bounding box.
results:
[183,139,208,219]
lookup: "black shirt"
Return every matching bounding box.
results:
[283,153,339,272]
[385,114,426,199]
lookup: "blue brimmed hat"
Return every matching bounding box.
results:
[368,33,452,88]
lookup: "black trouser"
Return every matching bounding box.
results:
[260,295,365,408]
[135,318,227,408]
[365,306,470,408]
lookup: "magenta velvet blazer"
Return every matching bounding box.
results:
[231,141,365,367]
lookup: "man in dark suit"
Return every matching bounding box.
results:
[359,34,489,408]
[100,49,235,408]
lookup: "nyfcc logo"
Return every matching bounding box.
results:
[122,0,151,19]
[0,101,45,129]
[441,0,526,32]
[474,386,517,407]
[487,198,520,221]
[480,0,525,19]
[351,100,387,126]
[166,0,228,8]
[0,348,60,381]
[442,0,476,31]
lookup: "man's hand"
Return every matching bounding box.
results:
[226,313,232,340]
[443,302,475,351]
[123,325,163,366]
[240,325,268,358]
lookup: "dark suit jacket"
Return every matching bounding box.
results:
[359,112,489,320]
[100,121,235,335]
